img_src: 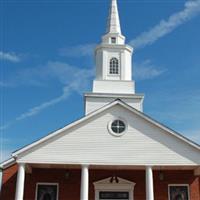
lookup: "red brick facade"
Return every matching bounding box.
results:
[1,165,200,200]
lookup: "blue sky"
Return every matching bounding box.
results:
[0,0,200,162]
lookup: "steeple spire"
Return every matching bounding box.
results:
[106,0,121,34]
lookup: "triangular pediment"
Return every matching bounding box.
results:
[12,100,200,166]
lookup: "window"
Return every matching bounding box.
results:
[168,185,189,200]
[109,58,119,74]
[111,120,126,134]
[36,183,58,200]
[108,119,127,136]
[111,37,116,44]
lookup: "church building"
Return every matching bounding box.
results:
[1,0,200,200]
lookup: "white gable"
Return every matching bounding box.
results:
[16,103,200,166]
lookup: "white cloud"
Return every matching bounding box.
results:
[15,79,91,121]
[129,0,200,49]
[0,61,94,88]
[59,43,96,57]
[134,60,166,80]
[0,51,21,62]
[0,61,94,126]
[16,86,71,120]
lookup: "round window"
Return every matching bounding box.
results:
[110,120,126,134]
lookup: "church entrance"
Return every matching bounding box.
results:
[94,176,135,200]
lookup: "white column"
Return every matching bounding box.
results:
[15,163,25,200]
[80,165,89,200]
[146,166,154,200]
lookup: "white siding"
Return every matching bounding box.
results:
[18,105,200,166]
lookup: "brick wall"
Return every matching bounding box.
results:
[1,166,199,200]
[0,164,18,200]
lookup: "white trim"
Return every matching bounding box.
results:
[35,182,59,200]
[168,184,190,200]
[12,100,200,159]
[107,74,121,78]
[94,177,135,200]
[0,157,15,169]
[15,161,200,167]
[95,44,133,53]
[84,93,144,99]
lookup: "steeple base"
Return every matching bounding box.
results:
[84,93,144,115]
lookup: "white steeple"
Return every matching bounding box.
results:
[95,0,133,85]
[84,0,144,115]
[106,0,121,34]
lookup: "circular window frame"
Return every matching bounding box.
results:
[108,118,127,137]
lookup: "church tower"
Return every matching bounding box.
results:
[85,0,144,114]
